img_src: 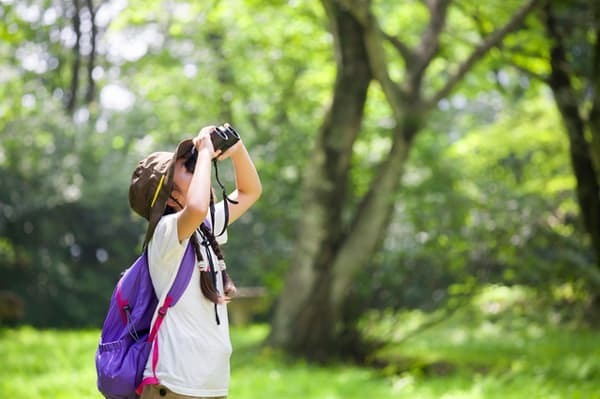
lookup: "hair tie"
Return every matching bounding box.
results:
[196,260,208,272]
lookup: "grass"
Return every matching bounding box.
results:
[229,325,397,398]
[0,327,99,398]
[1,286,600,398]
[358,285,600,399]
[366,325,600,399]
[0,325,397,399]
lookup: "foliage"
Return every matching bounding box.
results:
[0,0,597,333]
[351,91,594,315]
[0,0,331,326]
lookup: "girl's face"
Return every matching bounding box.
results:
[166,158,192,210]
[166,158,216,211]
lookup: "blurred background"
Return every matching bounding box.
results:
[1,0,599,397]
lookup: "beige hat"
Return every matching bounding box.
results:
[129,139,194,246]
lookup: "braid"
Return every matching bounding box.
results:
[192,224,237,303]
[190,234,222,304]
[199,223,237,298]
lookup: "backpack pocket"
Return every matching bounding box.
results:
[96,337,152,399]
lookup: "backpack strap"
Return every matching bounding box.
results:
[136,241,195,394]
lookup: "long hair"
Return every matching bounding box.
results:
[191,223,237,304]
[164,206,237,304]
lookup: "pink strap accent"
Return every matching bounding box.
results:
[151,332,160,376]
[135,295,174,394]
[115,279,128,324]
[148,296,173,342]
[135,376,159,395]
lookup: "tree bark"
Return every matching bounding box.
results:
[588,0,600,177]
[544,1,600,266]
[268,0,372,359]
[67,0,82,113]
[84,0,97,104]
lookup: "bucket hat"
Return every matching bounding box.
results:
[129,139,194,246]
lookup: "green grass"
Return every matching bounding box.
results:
[230,325,397,398]
[0,327,99,398]
[2,289,600,398]
[358,285,600,399]
[0,325,398,399]
[366,325,600,399]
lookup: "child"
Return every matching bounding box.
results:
[128,124,262,398]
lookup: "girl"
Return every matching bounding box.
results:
[128,124,262,399]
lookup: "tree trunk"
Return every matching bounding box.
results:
[268,0,372,359]
[544,1,600,266]
[589,0,600,173]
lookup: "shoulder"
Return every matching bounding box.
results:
[147,214,190,293]
[148,213,188,266]
[153,213,179,243]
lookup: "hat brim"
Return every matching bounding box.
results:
[143,138,194,246]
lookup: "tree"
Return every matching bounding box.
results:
[269,0,540,360]
[541,0,600,268]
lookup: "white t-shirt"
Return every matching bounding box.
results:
[143,206,231,397]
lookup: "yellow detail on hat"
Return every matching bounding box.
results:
[150,174,165,208]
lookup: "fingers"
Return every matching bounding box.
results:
[198,125,216,138]
[193,125,214,144]
[193,125,216,155]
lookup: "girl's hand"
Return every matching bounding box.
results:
[193,125,219,158]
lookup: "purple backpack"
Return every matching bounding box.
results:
[95,242,195,398]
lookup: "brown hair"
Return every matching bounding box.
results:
[191,223,237,304]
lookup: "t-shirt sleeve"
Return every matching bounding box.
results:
[147,213,189,297]
[211,201,229,245]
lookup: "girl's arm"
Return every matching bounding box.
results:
[219,140,262,224]
[176,129,215,241]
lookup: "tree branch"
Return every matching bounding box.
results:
[508,61,547,83]
[334,0,407,120]
[411,0,451,86]
[381,30,415,64]
[426,0,540,108]
[85,0,97,104]
[67,0,82,113]
[335,0,413,64]
[493,43,549,83]
[501,43,548,62]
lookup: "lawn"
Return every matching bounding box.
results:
[1,287,600,398]
[0,325,398,399]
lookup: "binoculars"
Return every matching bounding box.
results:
[184,124,240,172]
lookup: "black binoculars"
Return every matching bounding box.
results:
[184,124,240,172]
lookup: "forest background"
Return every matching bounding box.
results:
[1,0,600,397]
